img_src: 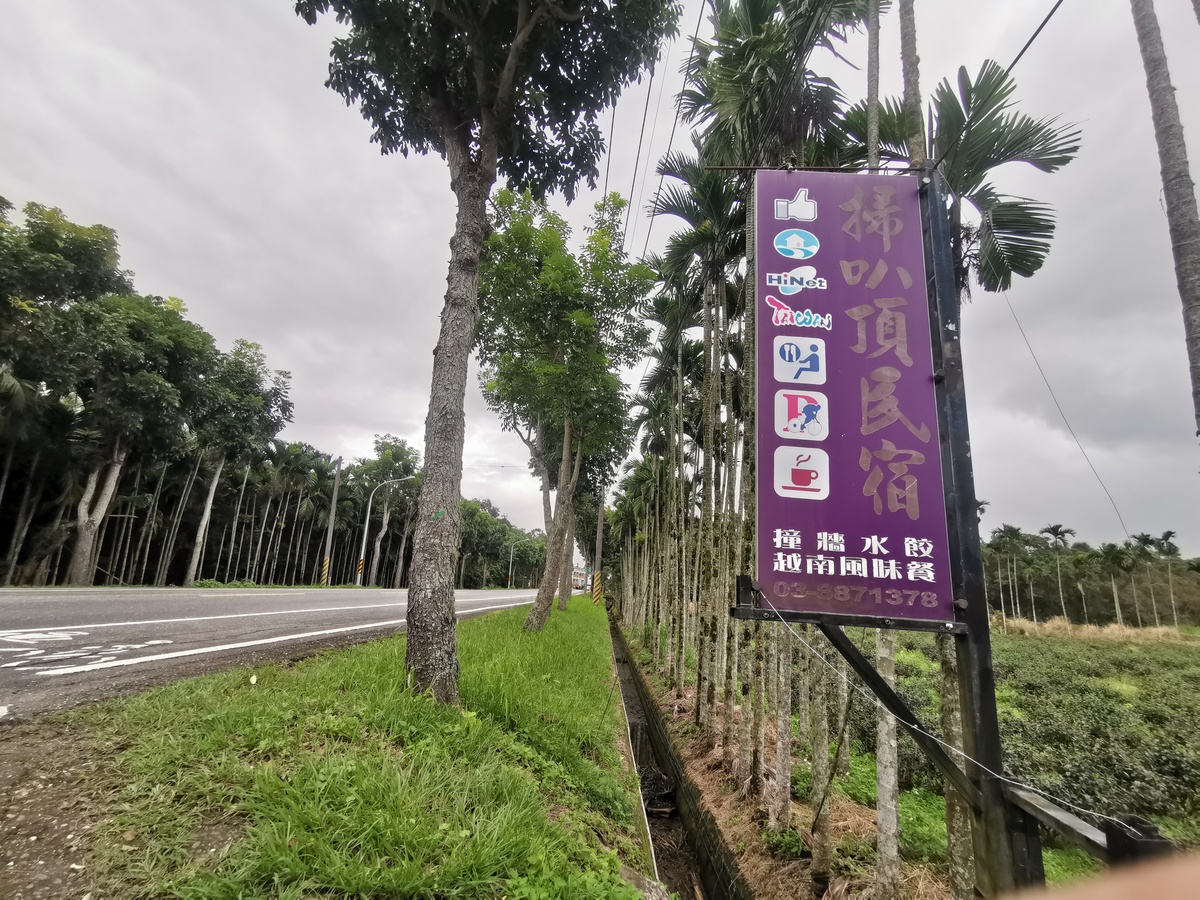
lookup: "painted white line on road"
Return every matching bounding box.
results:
[0,706,7,718]
[35,600,530,676]
[3,595,538,636]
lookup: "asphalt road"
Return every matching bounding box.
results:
[0,587,536,723]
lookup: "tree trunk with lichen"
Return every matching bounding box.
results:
[809,632,831,896]
[875,628,900,899]
[938,632,976,899]
[769,624,793,831]
[1129,0,1200,445]
[405,137,492,702]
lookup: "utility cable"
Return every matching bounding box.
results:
[641,0,708,259]
[623,64,658,252]
[629,43,673,254]
[1003,292,1129,537]
[603,103,617,197]
[931,0,1068,171]
[757,592,1127,827]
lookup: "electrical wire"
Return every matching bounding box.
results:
[603,103,617,197]
[629,43,673,254]
[623,65,658,252]
[641,0,708,260]
[1002,292,1129,537]
[757,591,1128,828]
[930,0,1068,171]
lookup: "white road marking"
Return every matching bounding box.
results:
[35,600,530,676]
[1,596,536,636]
[0,630,89,644]
[0,706,7,718]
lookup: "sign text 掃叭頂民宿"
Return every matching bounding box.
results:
[755,170,953,622]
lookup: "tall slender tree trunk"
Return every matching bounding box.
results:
[557,502,574,610]
[369,496,391,587]
[938,631,975,899]
[898,0,927,168]
[810,633,831,897]
[393,519,411,589]
[66,446,127,585]
[405,144,493,704]
[875,628,900,900]
[1167,560,1179,630]
[525,420,582,631]
[1111,574,1123,625]
[1078,581,1089,625]
[267,488,294,585]
[1129,0,1200,442]
[0,443,13,518]
[1147,564,1161,627]
[157,451,202,585]
[2,450,40,585]
[250,494,275,583]
[1056,551,1068,622]
[224,463,250,582]
[184,453,225,587]
[769,624,793,832]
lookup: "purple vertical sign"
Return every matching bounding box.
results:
[755,170,953,623]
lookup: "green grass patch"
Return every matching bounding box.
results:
[834,749,878,808]
[73,599,645,898]
[897,789,948,863]
[1042,847,1102,885]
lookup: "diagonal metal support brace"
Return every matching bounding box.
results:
[816,622,983,812]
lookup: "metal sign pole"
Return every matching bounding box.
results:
[920,170,1039,893]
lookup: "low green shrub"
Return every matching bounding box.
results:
[833,832,877,876]
[762,826,806,859]
[897,789,947,863]
[791,762,813,801]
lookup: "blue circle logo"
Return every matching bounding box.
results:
[773,229,820,260]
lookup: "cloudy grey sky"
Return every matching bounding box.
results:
[2,0,1198,553]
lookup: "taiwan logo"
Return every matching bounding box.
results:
[765,295,832,330]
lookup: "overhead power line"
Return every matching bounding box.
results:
[931,0,1069,170]
[1002,293,1129,538]
[640,0,708,259]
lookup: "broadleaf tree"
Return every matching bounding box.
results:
[296,0,679,702]
[476,190,649,630]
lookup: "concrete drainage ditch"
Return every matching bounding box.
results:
[610,619,756,900]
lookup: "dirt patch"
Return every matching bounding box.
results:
[647,681,950,900]
[0,722,106,900]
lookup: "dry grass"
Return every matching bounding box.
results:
[1000,616,1185,642]
[644,677,952,900]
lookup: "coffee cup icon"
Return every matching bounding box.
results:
[791,467,819,488]
[774,446,829,500]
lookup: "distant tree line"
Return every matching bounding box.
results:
[982,520,1198,630]
[0,198,545,588]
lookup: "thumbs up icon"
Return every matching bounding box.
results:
[774,189,818,222]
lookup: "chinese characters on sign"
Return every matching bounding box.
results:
[755,171,954,621]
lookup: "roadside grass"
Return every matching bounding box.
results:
[73,599,645,899]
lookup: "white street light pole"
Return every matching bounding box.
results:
[356,475,416,587]
[507,537,532,589]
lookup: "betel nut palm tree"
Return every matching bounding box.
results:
[1128,0,1200,449]
[843,60,1081,303]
